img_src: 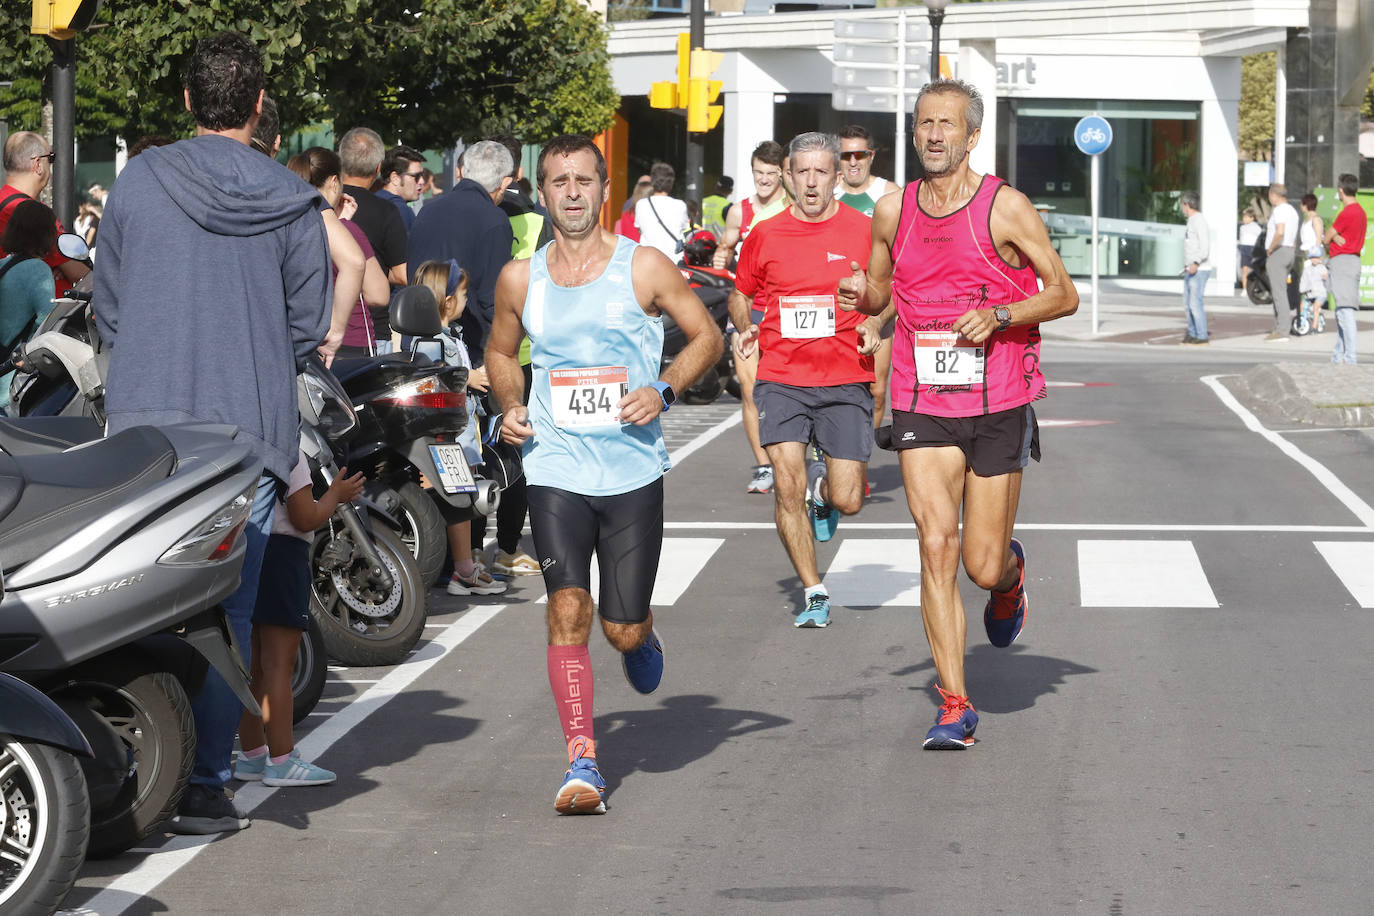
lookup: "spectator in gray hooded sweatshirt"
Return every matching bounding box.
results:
[93,30,331,835]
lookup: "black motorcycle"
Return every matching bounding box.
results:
[664,234,736,405]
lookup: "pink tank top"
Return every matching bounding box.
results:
[889,175,1044,417]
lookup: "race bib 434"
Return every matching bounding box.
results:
[550,366,629,428]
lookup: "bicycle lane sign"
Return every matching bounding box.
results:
[1074,115,1112,155]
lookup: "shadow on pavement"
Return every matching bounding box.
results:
[891,644,1097,715]
[593,694,790,797]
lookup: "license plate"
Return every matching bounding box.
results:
[429,444,476,494]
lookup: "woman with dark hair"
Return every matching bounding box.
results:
[0,199,61,410]
[286,146,388,359]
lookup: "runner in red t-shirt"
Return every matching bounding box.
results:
[0,131,90,297]
[729,132,884,629]
[1324,173,1367,364]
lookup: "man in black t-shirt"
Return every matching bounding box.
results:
[338,127,409,352]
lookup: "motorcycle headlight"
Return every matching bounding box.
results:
[301,370,358,440]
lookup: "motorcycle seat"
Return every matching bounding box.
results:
[0,416,104,456]
[0,426,177,572]
[329,354,416,385]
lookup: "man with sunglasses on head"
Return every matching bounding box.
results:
[0,131,90,296]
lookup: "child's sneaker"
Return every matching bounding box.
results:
[493,549,541,576]
[262,751,337,787]
[447,562,507,596]
[233,750,267,782]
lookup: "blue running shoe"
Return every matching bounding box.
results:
[794,592,831,628]
[233,751,267,782]
[983,537,1027,648]
[923,686,978,749]
[555,742,607,815]
[622,627,664,694]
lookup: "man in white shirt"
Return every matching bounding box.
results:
[634,161,689,264]
[1264,183,1299,341]
[1180,190,1210,345]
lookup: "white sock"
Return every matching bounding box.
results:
[804,584,828,600]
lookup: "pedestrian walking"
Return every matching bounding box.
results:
[94,30,332,832]
[486,134,722,814]
[1263,183,1300,341]
[634,161,689,264]
[729,131,884,628]
[1325,173,1367,364]
[838,77,1078,749]
[1180,190,1210,344]
[1237,207,1261,292]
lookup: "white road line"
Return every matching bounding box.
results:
[668,410,742,465]
[822,538,922,607]
[663,521,1372,533]
[69,605,507,916]
[1078,540,1219,608]
[1314,541,1374,607]
[536,537,725,606]
[1202,374,1374,528]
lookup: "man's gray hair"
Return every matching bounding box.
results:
[338,127,384,179]
[3,132,49,174]
[914,78,985,136]
[787,131,841,171]
[460,140,515,193]
[1181,190,1200,210]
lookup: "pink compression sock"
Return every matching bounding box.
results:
[547,644,595,761]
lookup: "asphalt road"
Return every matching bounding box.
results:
[59,340,1374,915]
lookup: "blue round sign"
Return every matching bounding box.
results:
[1074,115,1112,156]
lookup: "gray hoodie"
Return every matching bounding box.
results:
[94,134,331,482]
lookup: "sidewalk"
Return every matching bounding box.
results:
[1041,288,1374,425]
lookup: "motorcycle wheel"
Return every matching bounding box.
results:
[1246,273,1272,306]
[394,481,447,588]
[0,736,90,916]
[51,665,193,859]
[311,523,426,668]
[291,615,328,724]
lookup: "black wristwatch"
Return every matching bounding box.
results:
[993,306,1012,331]
[652,381,676,411]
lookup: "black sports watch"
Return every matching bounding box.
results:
[993,306,1012,331]
[652,381,676,411]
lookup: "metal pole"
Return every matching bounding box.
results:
[895,10,906,185]
[684,0,706,209]
[928,7,944,81]
[1090,152,1100,335]
[47,37,76,229]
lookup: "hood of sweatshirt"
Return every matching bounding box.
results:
[140,134,324,237]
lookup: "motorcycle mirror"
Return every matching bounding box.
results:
[389,285,444,338]
[56,232,90,262]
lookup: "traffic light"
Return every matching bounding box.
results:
[31,0,103,39]
[649,33,692,111]
[687,49,723,133]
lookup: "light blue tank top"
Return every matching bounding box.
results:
[522,236,670,496]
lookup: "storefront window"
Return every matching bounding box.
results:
[1007,99,1200,278]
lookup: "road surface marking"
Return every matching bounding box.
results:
[668,410,742,465]
[821,538,922,607]
[536,537,725,607]
[1313,541,1374,607]
[1078,540,1218,608]
[664,522,1371,533]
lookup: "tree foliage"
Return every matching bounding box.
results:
[0,1,619,149]
[1238,51,1276,161]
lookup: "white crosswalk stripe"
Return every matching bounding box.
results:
[821,538,922,607]
[1077,539,1218,608]
[536,537,724,606]
[1313,541,1374,608]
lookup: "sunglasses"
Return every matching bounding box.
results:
[34,152,57,164]
[840,150,874,161]
[405,170,425,180]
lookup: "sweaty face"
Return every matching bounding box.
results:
[788,149,839,220]
[541,149,605,236]
[914,92,974,178]
[752,159,782,200]
[839,137,874,190]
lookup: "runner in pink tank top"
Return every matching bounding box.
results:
[889,175,1044,417]
[836,78,1078,752]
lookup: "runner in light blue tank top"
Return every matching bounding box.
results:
[522,235,670,497]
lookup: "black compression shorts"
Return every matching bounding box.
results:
[527,478,664,624]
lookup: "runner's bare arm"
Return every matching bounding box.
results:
[487,258,533,444]
[620,247,724,426]
[713,204,744,269]
[838,191,899,315]
[727,287,760,356]
[952,186,1079,344]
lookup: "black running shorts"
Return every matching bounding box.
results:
[754,381,874,462]
[527,478,664,624]
[890,403,1040,478]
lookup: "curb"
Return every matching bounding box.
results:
[1240,364,1374,427]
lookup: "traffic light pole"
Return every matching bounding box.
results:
[684,0,705,209]
[46,36,76,228]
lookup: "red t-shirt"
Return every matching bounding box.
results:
[0,184,74,297]
[734,205,874,387]
[1330,202,1368,258]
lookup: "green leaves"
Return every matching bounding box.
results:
[0,0,617,148]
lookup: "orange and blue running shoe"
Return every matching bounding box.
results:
[983,537,1027,648]
[923,686,977,749]
[555,738,606,815]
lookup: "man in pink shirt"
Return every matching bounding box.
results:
[1325,173,1367,364]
